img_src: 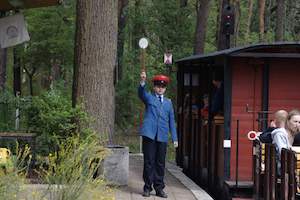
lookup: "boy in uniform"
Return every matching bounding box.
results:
[138,71,178,198]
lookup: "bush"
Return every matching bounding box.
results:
[0,145,31,200]
[0,90,18,131]
[0,89,115,199]
[21,90,91,156]
[38,133,111,200]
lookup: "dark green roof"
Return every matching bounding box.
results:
[176,42,300,63]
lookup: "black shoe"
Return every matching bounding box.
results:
[142,190,150,197]
[156,190,168,198]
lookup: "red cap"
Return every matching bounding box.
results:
[152,74,170,86]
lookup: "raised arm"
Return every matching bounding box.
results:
[138,71,151,103]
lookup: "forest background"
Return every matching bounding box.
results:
[0,0,300,156]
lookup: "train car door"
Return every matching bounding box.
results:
[230,58,264,181]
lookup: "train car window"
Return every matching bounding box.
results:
[192,74,199,86]
[184,73,190,86]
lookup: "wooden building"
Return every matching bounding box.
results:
[0,0,61,11]
[175,42,300,199]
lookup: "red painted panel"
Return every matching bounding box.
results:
[230,58,263,181]
[230,58,300,181]
[269,59,300,112]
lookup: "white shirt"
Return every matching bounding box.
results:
[156,94,164,103]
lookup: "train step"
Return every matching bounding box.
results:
[224,181,253,199]
[232,198,254,200]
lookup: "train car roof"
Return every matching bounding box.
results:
[0,0,61,11]
[176,42,300,64]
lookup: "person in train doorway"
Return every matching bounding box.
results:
[271,109,300,175]
[138,71,178,198]
[211,70,224,117]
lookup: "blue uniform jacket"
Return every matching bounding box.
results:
[138,84,178,143]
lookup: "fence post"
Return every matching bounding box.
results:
[288,151,296,200]
[253,140,261,200]
[270,145,276,200]
[281,149,288,200]
[264,144,271,200]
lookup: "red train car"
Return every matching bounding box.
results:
[175,42,300,199]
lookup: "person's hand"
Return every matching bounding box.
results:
[173,141,178,148]
[140,71,146,82]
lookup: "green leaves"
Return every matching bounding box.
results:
[22,90,91,155]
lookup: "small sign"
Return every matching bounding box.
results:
[223,140,231,148]
[247,131,258,141]
[164,53,172,65]
[0,13,30,48]
[138,37,148,49]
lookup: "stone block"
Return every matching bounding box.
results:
[103,145,129,185]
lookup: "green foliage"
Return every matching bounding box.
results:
[23,5,75,67]
[0,145,31,200]
[115,77,139,130]
[38,133,112,200]
[21,90,91,156]
[14,2,76,96]
[3,0,300,150]
[0,135,114,200]
[116,0,196,130]
[0,90,18,131]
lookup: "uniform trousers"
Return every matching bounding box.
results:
[142,136,167,192]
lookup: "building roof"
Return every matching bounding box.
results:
[0,0,61,11]
[176,42,300,64]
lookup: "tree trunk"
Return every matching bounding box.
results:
[216,0,230,50]
[194,0,211,54]
[216,0,223,49]
[73,0,118,140]
[117,0,129,81]
[180,0,188,7]
[0,48,7,91]
[265,0,274,34]
[126,0,144,68]
[245,0,253,43]
[233,0,240,46]
[51,60,61,81]
[258,0,266,42]
[275,0,285,41]
[132,0,145,50]
[13,48,21,96]
[286,0,299,40]
[293,0,300,40]
[24,66,36,96]
[29,74,33,96]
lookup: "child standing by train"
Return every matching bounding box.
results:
[138,71,178,198]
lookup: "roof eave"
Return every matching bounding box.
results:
[0,0,61,11]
